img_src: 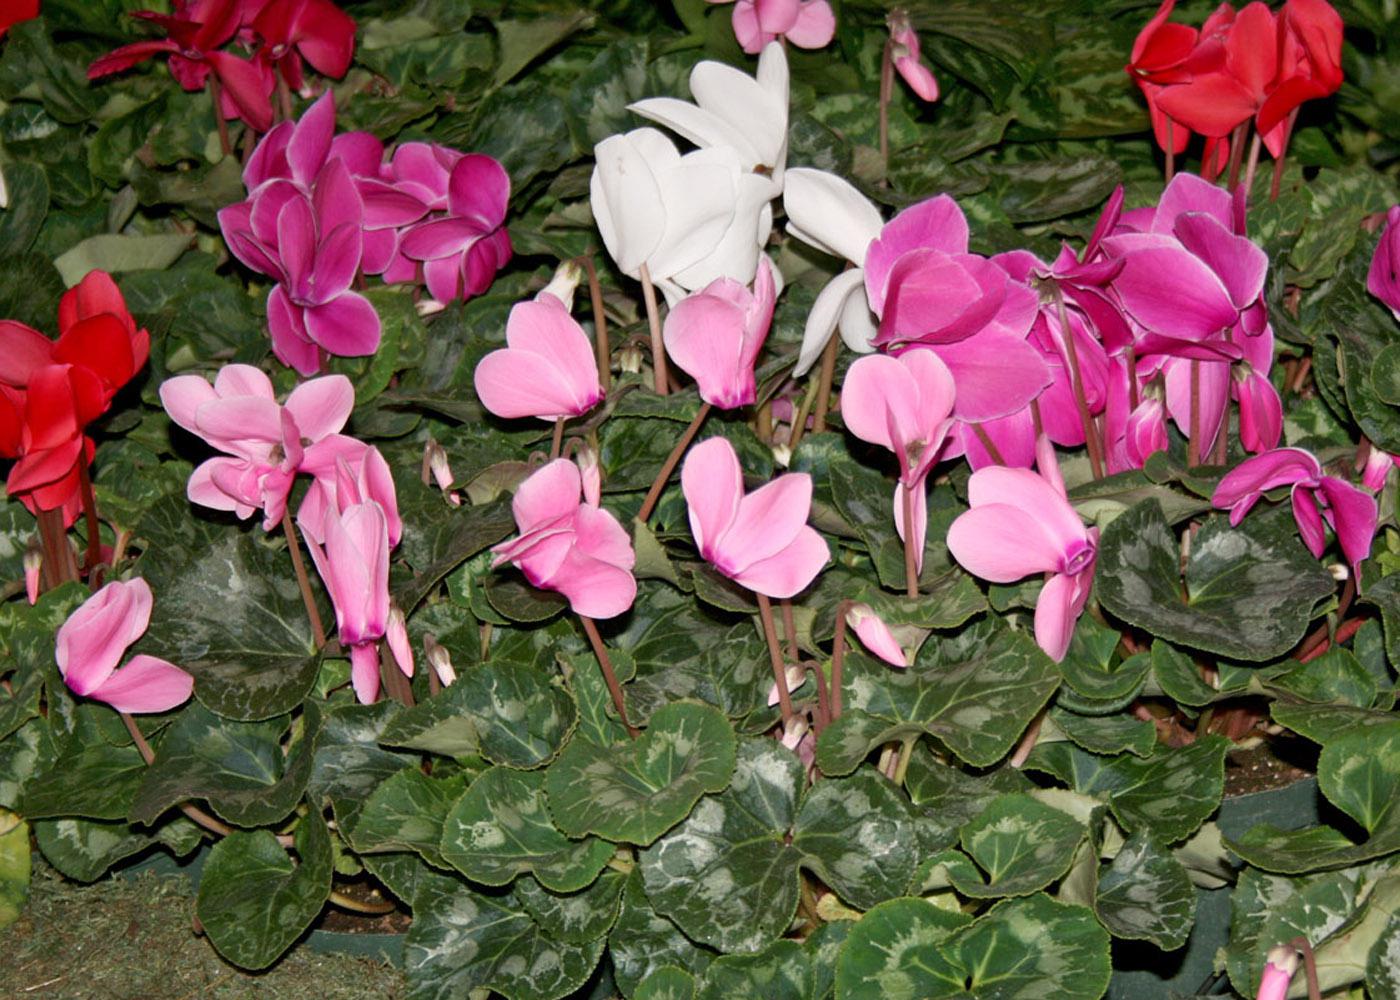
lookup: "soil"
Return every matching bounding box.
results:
[316,876,412,934]
[1222,735,1316,797]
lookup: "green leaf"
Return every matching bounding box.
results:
[697,939,811,1000]
[392,499,516,613]
[195,810,332,970]
[441,766,613,892]
[52,232,192,286]
[949,793,1086,898]
[346,767,469,869]
[835,896,971,999]
[546,701,737,845]
[984,156,1123,224]
[792,769,919,910]
[903,746,1032,851]
[1094,831,1196,950]
[492,12,593,88]
[307,702,417,832]
[953,895,1111,999]
[33,814,199,882]
[0,809,29,929]
[1050,707,1156,757]
[1096,500,1334,661]
[516,870,626,945]
[1225,865,1361,996]
[0,161,48,255]
[610,868,716,998]
[21,715,148,820]
[637,967,696,1000]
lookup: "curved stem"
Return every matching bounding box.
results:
[971,423,1007,466]
[637,402,711,524]
[812,333,840,434]
[1052,287,1104,478]
[756,593,795,726]
[830,600,851,723]
[207,75,232,157]
[579,256,611,394]
[1187,359,1202,467]
[1271,108,1299,202]
[329,889,397,915]
[901,483,918,599]
[780,598,799,664]
[551,417,566,460]
[806,661,830,733]
[1165,118,1175,182]
[1290,936,1321,1000]
[638,263,669,396]
[281,510,326,649]
[1241,131,1262,198]
[580,615,638,738]
[787,376,820,454]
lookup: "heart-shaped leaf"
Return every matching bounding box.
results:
[1094,830,1196,949]
[948,793,1086,898]
[346,767,469,869]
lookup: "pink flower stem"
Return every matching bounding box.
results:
[830,600,851,722]
[380,643,415,708]
[281,510,327,649]
[636,401,711,523]
[275,70,293,123]
[902,482,919,598]
[578,255,611,394]
[637,263,669,396]
[206,75,232,158]
[878,37,894,176]
[812,327,841,434]
[1187,359,1202,467]
[551,417,566,460]
[1290,937,1321,1000]
[1242,131,1263,199]
[1271,109,1300,202]
[972,424,1007,466]
[1053,286,1104,478]
[77,462,103,583]
[1165,119,1175,182]
[1226,122,1249,191]
[579,615,638,738]
[756,593,796,726]
[781,598,800,663]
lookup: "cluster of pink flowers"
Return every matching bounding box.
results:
[219,93,511,375]
[161,365,409,703]
[1127,0,1342,172]
[88,0,355,133]
[706,0,835,55]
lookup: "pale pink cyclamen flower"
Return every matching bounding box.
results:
[55,578,194,714]
[706,0,835,55]
[1256,945,1299,1000]
[160,364,355,530]
[663,256,777,409]
[1361,446,1400,492]
[840,349,957,574]
[1368,205,1400,322]
[947,438,1098,662]
[1211,447,1377,582]
[847,604,907,668]
[492,459,637,620]
[682,436,829,598]
[888,11,939,102]
[473,294,603,422]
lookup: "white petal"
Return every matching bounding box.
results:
[591,133,665,277]
[691,57,787,168]
[672,171,778,290]
[795,267,867,376]
[628,97,764,167]
[783,167,883,265]
[838,284,878,355]
[647,148,739,282]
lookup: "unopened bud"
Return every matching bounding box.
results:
[385,604,414,677]
[426,440,454,493]
[767,664,807,707]
[575,445,601,507]
[1256,945,1299,1000]
[415,298,447,318]
[538,260,583,312]
[846,603,907,667]
[771,442,792,468]
[23,546,41,606]
[619,342,643,374]
[780,715,809,751]
[1329,562,1349,581]
[423,634,456,687]
[0,163,8,210]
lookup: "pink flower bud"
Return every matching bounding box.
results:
[846,604,907,667]
[767,664,808,706]
[538,261,583,313]
[423,634,456,687]
[575,444,601,508]
[1256,945,1299,1000]
[1362,446,1399,492]
[23,546,40,606]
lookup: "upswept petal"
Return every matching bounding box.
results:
[1211,447,1321,518]
[691,51,787,166]
[283,374,354,443]
[1317,476,1377,579]
[55,579,154,696]
[794,268,867,376]
[865,195,970,313]
[840,353,925,454]
[664,294,750,409]
[548,547,638,620]
[682,436,744,557]
[785,0,836,48]
[1034,569,1087,663]
[967,465,1088,554]
[1153,171,1234,231]
[288,90,335,188]
[730,524,828,598]
[630,97,763,167]
[1173,213,1267,309]
[1292,487,1327,558]
[87,654,194,714]
[930,332,1052,423]
[474,349,596,421]
[303,292,382,357]
[447,154,510,229]
[512,459,583,531]
[187,457,257,517]
[572,503,636,573]
[782,168,882,265]
[720,472,815,571]
[159,374,219,436]
[591,131,667,277]
[892,478,929,574]
[946,502,1068,582]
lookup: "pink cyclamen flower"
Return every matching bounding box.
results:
[492,459,637,620]
[847,604,907,667]
[707,0,835,55]
[297,437,401,548]
[55,578,194,714]
[160,364,354,530]
[1368,205,1400,322]
[840,349,957,574]
[473,294,604,421]
[663,256,777,409]
[1362,446,1399,492]
[888,11,939,102]
[1211,447,1377,582]
[1256,945,1299,1000]
[947,438,1098,662]
[399,153,513,304]
[682,436,829,599]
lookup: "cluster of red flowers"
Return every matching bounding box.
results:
[87,0,355,133]
[1127,0,1343,174]
[0,273,148,526]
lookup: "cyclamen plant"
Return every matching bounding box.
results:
[4,2,1400,999]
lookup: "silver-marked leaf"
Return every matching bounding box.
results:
[307,702,417,832]
[20,721,147,820]
[639,740,803,954]
[546,701,737,846]
[378,659,577,767]
[1094,831,1196,950]
[33,814,199,882]
[949,793,1086,898]
[793,768,918,910]
[0,809,27,929]
[1269,647,1380,708]
[636,966,696,1000]
[1225,865,1360,996]
[1316,719,1400,834]
[610,869,717,998]
[1150,639,1252,706]
[835,897,972,999]
[404,870,605,1000]
[346,767,469,869]
[1097,501,1333,661]
[904,746,1032,852]
[195,810,332,970]
[954,895,1111,999]
[1227,816,1400,874]
[1050,706,1156,757]
[627,622,774,729]
[516,870,626,945]
[1367,896,1400,997]
[442,766,614,892]
[697,939,811,1000]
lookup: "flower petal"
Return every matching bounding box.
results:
[682,436,743,558]
[87,654,194,714]
[730,525,828,598]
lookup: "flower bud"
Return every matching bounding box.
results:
[767,664,807,707]
[23,545,41,606]
[1362,446,1397,492]
[415,298,447,318]
[423,634,456,687]
[538,260,583,312]
[574,444,601,508]
[846,604,907,667]
[618,342,643,374]
[1256,945,1299,1000]
[385,604,414,677]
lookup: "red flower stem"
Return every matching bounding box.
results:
[812,330,841,434]
[1029,398,1045,438]
[579,615,638,738]
[972,423,1007,466]
[1226,122,1248,191]
[781,598,799,664]
[35,508,80,591]
[1241,131,1263,198]
[427,662,441,698]
[830,601,851,721]
[756,593,795,726]
[206,75,232,158]
[121,710,293,847]
[1127,347,1140,410]
[637,263,669,396]
[1053,287,1104,478]
[902,482,919,598]
[77,461,102,579]
[578,255,611,394]
[380,643,415,708]
[807,661,830,733]
[1296,615,1365,664]
[1271,108,1300,202]
[281,510,327,649]
[878,38,894,174]
[551,417,566,460]
[1187,359,1202,467]
[637,401,711,524]
[1165,119,1175,182]
[1290,936,1321,1000]
[275,69,293,123]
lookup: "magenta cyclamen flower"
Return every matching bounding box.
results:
[473,294,603,422]
[663,256,777,409]
[160,364,355,530]
[56,578,194,714]
[947,438,1098,662]
[1211,447,1377,581]
[399,153,513,304]
[492,459,637,620]
[840,349,957,573]
[706,0,835,55]
[1368,205,1400,322]
[682,436,828,599]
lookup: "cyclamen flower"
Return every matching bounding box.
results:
[1256,945,1299,1000]
[888,11,939,102]
[55,578,194,714]
[705,0,835,55]
[473,294,602,422]
[847,604,907,668]
[1362,447,1400,492]
[1368,205,1400,322]
[1211,447,1377,582]
[947,438,1098,662]
[399,154,513,305]
[252,0,356,92]
[682,436,828,599]
[492,460,637,620]
[663,256,777,409]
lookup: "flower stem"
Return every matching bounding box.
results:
[1289,936,1321,1000]
[77,462,102,580]
[551,417,566,460]
[282,511,327,649]
[756,593,795,726]
[780,598,799,663]
[1187,359,1202,467]
[830,601,850,723]
[328,890,397,915]
[971,423,1007,466]
[35,508,80,592]
[812,333,841,434]
[1127,347,1140,410]
[878,37,894,175]
[580,615,638,738]
[890,736,916,784]
[787,376,820,454]
[806,661,830,733]
[901,483,919,599]
[1242,131,1262,199]
[1226,122,1248,191]
[637,262,669,396]
[1271,108,1300,202]
[206,74,232,158]
[637,401,711,524]
[275,70,293,124]
[380,644,415,708]
[579,255,611,394]
[1165,119,1175,182]
[1052,286,1104,478]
